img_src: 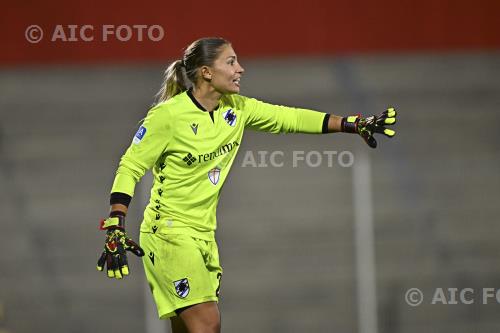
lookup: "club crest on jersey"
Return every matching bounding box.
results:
[133,125,147,144]
[174,278,190,298]
[208,167,221,185]
[222,109,237,127]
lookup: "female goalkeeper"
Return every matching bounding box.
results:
[96,37,396,333]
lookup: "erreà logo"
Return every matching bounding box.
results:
[222,109,237,127]
[208,167,221,185]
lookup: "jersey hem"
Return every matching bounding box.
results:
[158,297,219,319]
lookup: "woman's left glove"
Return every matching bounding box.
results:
[96,213,145,279]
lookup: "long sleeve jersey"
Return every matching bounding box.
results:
[111,90,328,240]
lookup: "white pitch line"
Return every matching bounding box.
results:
[352,151,378,333]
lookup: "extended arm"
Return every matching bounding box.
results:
[237,95,397,147]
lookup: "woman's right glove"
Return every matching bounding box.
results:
[341,107,397,148]
[96,213,145,279]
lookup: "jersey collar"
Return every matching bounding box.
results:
[187,89,220,112]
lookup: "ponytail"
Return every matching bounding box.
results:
[155,59,192,104]
[155,37,230,105]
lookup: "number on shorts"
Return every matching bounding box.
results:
[215,272,222,297]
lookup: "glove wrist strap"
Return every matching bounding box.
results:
[341,115,360,133]
[100,212,125,230]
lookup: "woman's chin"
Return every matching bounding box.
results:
[223,87,240,95]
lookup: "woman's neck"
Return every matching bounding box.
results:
[192,85,222,112]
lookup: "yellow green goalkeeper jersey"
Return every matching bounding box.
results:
[111,90,327,240]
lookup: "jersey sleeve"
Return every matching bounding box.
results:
[233,95,327,134]
[111,104,172,197]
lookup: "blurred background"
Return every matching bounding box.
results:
[1,1,499,332]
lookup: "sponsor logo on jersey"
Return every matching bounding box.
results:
[222,109,237,126]
[133,125,147,144]
[182,141,240,166]
[148,252,155,265]
[190,123,199,135]
[183,153,197,166]
[208,167,221,185]
[174,278,190,298]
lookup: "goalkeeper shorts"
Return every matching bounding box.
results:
[140,232,222,319]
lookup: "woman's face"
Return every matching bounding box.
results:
[207,44,245,94]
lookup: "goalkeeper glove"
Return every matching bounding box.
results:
[97,212,144,279]
[341,107,397,148]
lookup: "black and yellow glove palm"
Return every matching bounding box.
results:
[97,214,144,279]
[342,107,397,148]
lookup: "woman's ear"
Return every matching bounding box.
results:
[200,66,212,81]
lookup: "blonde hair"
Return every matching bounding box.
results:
[155,37,230,104]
